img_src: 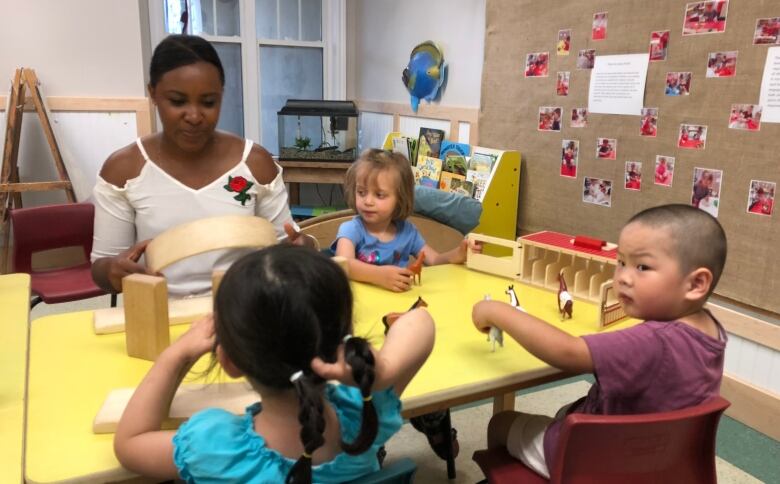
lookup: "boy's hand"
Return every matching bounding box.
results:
[472,300,497,334]
[171,314,216,363]
[377,265,414,292]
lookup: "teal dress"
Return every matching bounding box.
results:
[172,385,402,483]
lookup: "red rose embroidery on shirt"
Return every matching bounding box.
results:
[224,175,254,206]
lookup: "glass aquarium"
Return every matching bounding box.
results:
[277,100,358,161]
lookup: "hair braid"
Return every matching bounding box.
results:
[340,337,379,454]
[286,373,326,484]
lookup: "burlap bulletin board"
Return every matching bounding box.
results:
[480,0,780,314]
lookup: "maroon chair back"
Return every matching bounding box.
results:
[474,396,730,484]
[10,202,95,273]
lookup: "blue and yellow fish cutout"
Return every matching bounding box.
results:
[402,41,446,113]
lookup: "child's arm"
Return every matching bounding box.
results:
[310,308,435,395]
[113,315,216,478]
[420,238,482,266]
[335,237,415,292]
[472,300,593,374]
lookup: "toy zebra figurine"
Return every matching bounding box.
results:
[505,284,527,312]
[407,252,425,285]
[558,272,574,320]
[483,294,503,352]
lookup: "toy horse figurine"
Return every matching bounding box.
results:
[483,295,504,352]
[558,272,574,320]
[505,284,527,313]
[382,296,428,335]
[407,252,425,285]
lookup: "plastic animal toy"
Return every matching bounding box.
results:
[558,272,574,320]
[505,284,527,312]
[483,295,504,352]
[382,296,428,335]
[407,252,425,286]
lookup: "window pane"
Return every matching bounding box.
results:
[259,46,323,153]
[255,0,278,39]
[279,0,299,40]
[164,0,187,34]
[192,0,215,35]
[214,42,244,136]
[300,0,322,41]
[216,0,240,36]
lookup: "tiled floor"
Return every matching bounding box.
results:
[31,298,779,483]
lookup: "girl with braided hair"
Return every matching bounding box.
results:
[113,244,434,483]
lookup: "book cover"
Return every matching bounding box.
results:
[468,152,496,172]
[392,136,412,160]
[440,140,471,159]
[417,156,443,188]
[467,169,490,201]
[450,178,475,197]
[439,171,466,191]
[416,127,445,164]
[443,154,468,175]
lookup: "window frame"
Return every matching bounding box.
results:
[147,0,345,147]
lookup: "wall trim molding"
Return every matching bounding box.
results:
[721,373,780,441]
[707,302,780,352]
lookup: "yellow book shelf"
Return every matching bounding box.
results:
[382,132,521,253]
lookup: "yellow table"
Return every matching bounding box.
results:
[0,273,31,484]
[25,265,633,483]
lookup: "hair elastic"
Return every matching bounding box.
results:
[362,395,373,402]
[289,370,304,383]
[301,451,312,459]
[342,334,354,343]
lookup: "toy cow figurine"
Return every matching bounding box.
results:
[382,296,428,334]
[407,252,425,285]
[558,272,573,320]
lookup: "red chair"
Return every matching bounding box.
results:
[473,396,730,484]
[11,202,114,308]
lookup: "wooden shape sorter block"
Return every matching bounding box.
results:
[122,274,170,361]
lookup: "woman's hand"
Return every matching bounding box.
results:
[284,222,320,249]
[107,239,157,292]
[377,265,414,292]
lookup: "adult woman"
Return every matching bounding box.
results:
[91,35,295,297]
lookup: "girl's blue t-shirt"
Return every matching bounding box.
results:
[172,385,402,484]
[331,217,425,267]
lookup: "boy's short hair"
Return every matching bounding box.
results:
[627,204,727,295]
[344,149,415,221]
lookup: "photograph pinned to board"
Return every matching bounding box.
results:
[678,124,707,149]
[640,108,658,137]
[592,12,607,40]
[759,47,780,123]
[525,52,549,77]
[728,104,762,131]
[682,1,728,36]
[571,108,588,128]
[747,180,775,216]
[538,106,563,132]
[625,162,642,191]
[561,139,578,178]
[557,29,572,55]
[649,30,670,61]
[596,137,617,160]
[706,51,737,78]
[583,176,612,207]
[753,17,780,45]
[577,49,596,69]
[654,155,675,187]
[556,71,570,96]
[691,167,723,218]
[665,72,692,95]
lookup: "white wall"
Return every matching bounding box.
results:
[0,0,146,97]
[346,0,485,108]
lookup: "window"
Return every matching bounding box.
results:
[149,0,345,154]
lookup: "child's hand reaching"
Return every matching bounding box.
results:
[377,265,415,292]
[171,314,216,363]
[449,238,483,264]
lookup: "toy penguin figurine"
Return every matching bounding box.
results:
[382,296,428,335]
[558,272,574,320]
[407,252,425,286]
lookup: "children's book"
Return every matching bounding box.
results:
[391,136,411,160]
[467,169,490,201]
[468,152,497,172]
[440,140,471,159]
[416,127,446,164]
[417,156,443,188]
[450,177,475,197]
[439,171,466,192]
[443,154,468,175]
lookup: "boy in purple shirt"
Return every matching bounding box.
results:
[471,204,728,478]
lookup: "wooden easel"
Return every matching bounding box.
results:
[0,68,75,272]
